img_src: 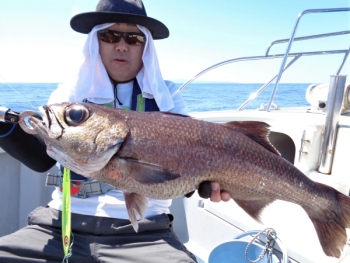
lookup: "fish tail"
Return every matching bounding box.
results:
[307,190,350,258]
[338,192,350,227]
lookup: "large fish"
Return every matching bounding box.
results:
[29,102,350,258]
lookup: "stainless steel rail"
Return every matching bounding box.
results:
[267,7,350,111]
[176,49,348,93]
[265,30,350,56]
[237,55,301,111]
[177,8,350,111]
[318,75,347,174]
[336,45,350,75]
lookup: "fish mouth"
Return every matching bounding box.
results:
[40,105,52,126]
[29,105,63,139]
[28,112,47,135]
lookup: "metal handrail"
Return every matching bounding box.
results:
[265,30,350,56]
[267,7,350,111]
[175,49,349,97]
[177,7,350,111]
[237,55,301,111]
[177,50,349,92]
[336,45,350,75]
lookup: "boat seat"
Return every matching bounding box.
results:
[208,230,289,263]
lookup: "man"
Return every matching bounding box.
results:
[0,0,230,262]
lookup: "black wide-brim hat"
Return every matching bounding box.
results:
[70,0,169,39]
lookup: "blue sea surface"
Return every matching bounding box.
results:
[0,82,310,114]
[180,82,310,112]
[0,83,58,113]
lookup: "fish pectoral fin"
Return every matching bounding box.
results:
[124,192,148,232]
[121,157,181,184]
[234,198,275,224]
[223,121,280,156]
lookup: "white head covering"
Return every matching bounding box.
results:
[48,23,174,111]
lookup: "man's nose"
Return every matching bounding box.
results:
[114,37,128,52]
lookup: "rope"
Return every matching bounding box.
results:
[245,228,277,263]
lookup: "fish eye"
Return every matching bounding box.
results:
[64,104,90,126]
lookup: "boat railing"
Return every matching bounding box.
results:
[265,30,350,57]
[177,7,350,111]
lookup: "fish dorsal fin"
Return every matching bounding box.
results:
[223,121,280,156]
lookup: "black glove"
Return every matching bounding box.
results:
[0,122,56,172]
[0,121,14,135]
[185,181,211,198]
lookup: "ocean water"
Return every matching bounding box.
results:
[0,82,310,114]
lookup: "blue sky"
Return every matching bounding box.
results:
[0,0,349,83]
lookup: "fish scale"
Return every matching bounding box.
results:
[29,102,350,258]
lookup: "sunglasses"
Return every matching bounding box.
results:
[97,30,146,46]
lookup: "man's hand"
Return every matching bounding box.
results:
[185,181,231,202]
[208,182,231,202]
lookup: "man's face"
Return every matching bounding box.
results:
[99,23,144,82]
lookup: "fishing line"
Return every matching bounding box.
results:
[0,73,37,110]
